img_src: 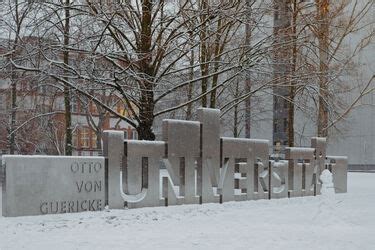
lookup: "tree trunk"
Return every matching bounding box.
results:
[245,0,252,138]
[288,0,298,147]
[317,0,329,138]
[9,60,17,154]
[64,0,72,155]
[209,17,223,109]
[96,132,102,151]
[137,0,155,141]
[138,81,155,140]
[199,0,209,108]
[186,39,194,120]
[273,0,292,146]
[233,79,240,138]
[9,1,20,155]
[137,120,155,140]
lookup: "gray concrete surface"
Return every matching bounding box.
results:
[2,156,104,217]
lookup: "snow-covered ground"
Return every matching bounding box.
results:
[0,172,374,250]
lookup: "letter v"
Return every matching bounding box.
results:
[76,181,84,193]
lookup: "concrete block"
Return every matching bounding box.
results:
[124,140,166,208]
[270,160,288,199]
[221,137,270,201]
[197,108,221,203]
[285,147,315,197]
[162,119,200,205]
[326,156,348,193]
[103,130,124,209]
[2,155,104,217]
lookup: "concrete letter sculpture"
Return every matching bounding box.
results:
[1,108,348,216]
[102,108,348,209]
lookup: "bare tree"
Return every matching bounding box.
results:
[11,0,268,140]
[313,0,374,138]
[0,0,40,154]
[271,0,374,145]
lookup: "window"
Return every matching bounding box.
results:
[71,97,78,113]
[80,127,90,148]
[92,131,97,148]
[72,131,78,148]
[91,101,98,114]
[132,130,138,140]
[54,97,64,111]
[0,94,4,110]
[36,103,50,113]
[116,0,127,5]
[124,130,128,140]
[37,85,47,95]
[117,106,129,117]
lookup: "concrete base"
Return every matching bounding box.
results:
[2,156,105,217]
